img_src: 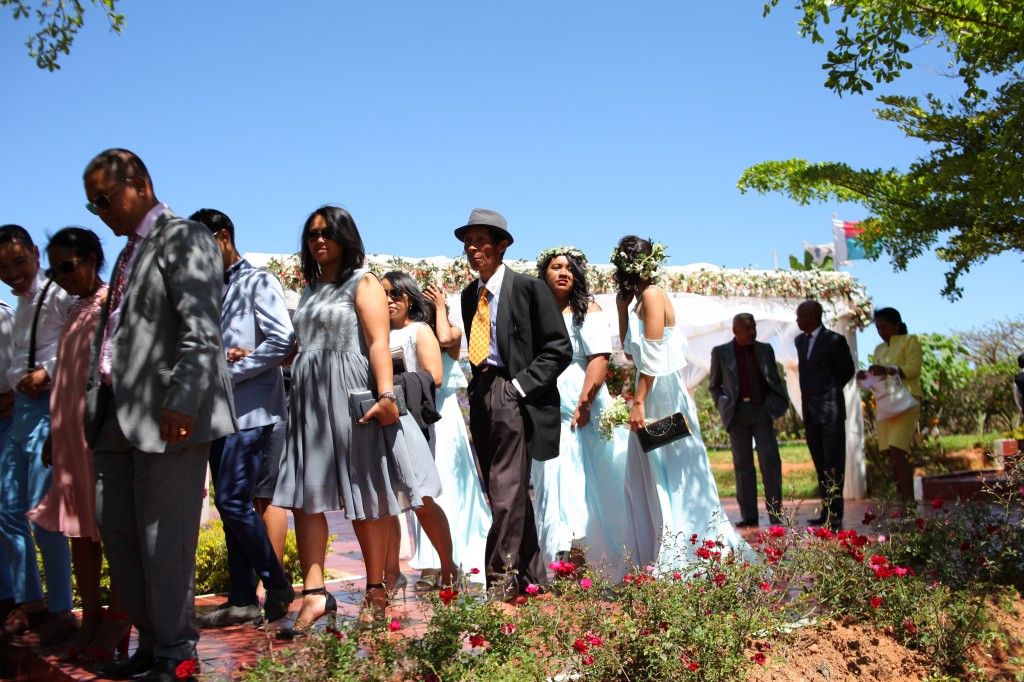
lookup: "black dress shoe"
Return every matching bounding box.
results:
[735,518,759,528]
[263,584,297,623]
[137,656,200,682]
[807,515,829,526]
[93,649,156,679]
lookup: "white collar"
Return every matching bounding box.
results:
[479,263,507,294]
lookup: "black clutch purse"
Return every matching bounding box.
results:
[636,412,691,453]
[351,385,408,422]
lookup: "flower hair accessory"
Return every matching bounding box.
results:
[610,242,667,280]
[536,245,588,273]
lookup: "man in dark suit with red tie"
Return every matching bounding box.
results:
[795,300,856,530]
[456,209,571,603]
[709,313,789,527]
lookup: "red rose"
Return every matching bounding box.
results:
[469,634,485,648]
[438,587,459,605]
[175,659,199,679]
[870,596,883,610]
[573,638,589,654]
[751,652,767,665]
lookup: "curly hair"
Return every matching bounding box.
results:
[537,250,592,328]
[299,205,365,288]
[611,235,654,298]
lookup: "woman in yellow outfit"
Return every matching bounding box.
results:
[859,307,922,501]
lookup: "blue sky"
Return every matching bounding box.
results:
[1,1,1018,359]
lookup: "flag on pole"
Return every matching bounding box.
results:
[803,241,835,266]
[832,214,865,264]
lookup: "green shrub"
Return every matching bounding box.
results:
[194,520,327,595]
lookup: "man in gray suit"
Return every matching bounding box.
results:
[189,209,295,628]
[82,149,236,682]
[709,313,788,527]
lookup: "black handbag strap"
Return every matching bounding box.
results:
[28,278,55,370]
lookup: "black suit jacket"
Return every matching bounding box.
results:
[708,340,789,430]
[796,328,856,425]
[461,267,572,461]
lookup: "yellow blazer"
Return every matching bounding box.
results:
[873,334,923,399]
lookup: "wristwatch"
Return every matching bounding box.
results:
[377,391,397,402]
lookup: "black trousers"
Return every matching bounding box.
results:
[468,367,546,597]
[728,401,783,523]
[805,419,846,521]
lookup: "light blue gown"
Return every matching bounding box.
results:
[622,305,750,569]
[407,350,490,582]
[532,312,630,576]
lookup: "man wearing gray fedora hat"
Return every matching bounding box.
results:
[456,209,571,602]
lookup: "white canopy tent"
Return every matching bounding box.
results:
[246,253,870,500]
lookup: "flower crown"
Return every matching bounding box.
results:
[610,242,667,280]
[536,245,588,273]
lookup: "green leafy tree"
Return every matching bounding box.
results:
[2,0,125,71]
[915,333,972,429]
[738,1,1024,300]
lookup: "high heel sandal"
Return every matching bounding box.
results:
[413,568,439,592]
[360,583,389,622]
[386,574,408,604]
[79,611,131,662]
[63,610,104,661]
[276,587,337,640]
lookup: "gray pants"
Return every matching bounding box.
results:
[93,401,210,660]
[727,401,783,523]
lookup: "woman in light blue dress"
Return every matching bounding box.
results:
[533,247,630,576]
[382,273,490,590]
[611,236,749,569]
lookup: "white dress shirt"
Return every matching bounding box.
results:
[6,272,73,390]
[0,301,15,394]
[475,263,525,397]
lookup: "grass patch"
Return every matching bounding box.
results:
[707,442,819,499]
[934,432,1004,453]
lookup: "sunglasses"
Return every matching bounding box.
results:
[86,177,134,215]
[385,289,406,302]
[44,259,80,279]
[304,229,334,243]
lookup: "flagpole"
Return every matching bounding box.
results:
[772,250,777,270]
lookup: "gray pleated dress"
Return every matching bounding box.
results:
[272,268,443,519]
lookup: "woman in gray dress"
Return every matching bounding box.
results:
[273,206,449,631]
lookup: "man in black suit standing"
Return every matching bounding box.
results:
[795,300,856,530]
[456,209,571,602]
[709,313,789,527]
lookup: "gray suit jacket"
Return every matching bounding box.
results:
[221,259,294,430]
[85,208,237,452]
[708,340,789,430]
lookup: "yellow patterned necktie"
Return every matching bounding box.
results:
[468,286,490,366]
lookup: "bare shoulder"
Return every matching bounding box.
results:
[587,300,603,313]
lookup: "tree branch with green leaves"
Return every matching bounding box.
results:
[742,0,1024,300]
[2,0,125,71]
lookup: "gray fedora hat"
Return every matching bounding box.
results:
[454,208,514,245]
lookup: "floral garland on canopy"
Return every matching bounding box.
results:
[263,253,873,329]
